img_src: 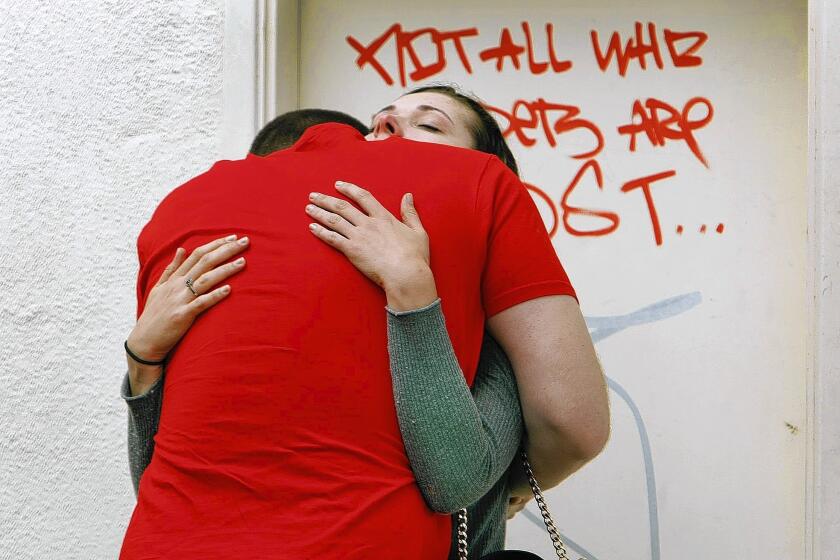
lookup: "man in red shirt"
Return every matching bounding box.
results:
[120,116,598,558]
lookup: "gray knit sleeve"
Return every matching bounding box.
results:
[387,299,523,514]
[121,371,164,497]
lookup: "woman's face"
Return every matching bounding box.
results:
[366,92,476,149]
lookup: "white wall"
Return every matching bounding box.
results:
[810,1,840,558]
[0,2,225,557]
[296,1,808,558]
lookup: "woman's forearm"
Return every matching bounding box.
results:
[514,425,592,493]
[517,361,609,491]
[126,357,164,397]
[387,300,522,513]
[122,371,164,496]
[382,262,438,312]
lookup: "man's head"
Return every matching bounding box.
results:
[250,109,369,155]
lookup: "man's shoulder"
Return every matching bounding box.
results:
[138,157,261,242]
[180,156,262,189]
[156,157,265,206]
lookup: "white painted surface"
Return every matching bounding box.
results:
[265,0,302,120]
[297,1,808,558]
[219,0,259,159]
[809,1,840,558]
[0,2,225,558]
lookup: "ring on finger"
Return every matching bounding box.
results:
[185,278,199,297]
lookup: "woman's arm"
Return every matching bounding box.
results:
[387,301,523,513]
[488,297,610,497]
[127,235,249,391]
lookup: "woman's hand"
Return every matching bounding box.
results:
[506,491,533,520]
[507,496,529,520]
[506,463,534,519]
[125,235,249,394]
[306,181,438,311]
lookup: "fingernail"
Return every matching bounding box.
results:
[309,192,320,200]
[335,181,345,188]
[225,234,237,241]
[221,285,231,294]
[238,236,249,245]
[406,193,413,204]
[234,257,245,265]
[309,223,318,231]
[305,204,315,212]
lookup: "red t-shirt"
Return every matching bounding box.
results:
[120,124,576,559]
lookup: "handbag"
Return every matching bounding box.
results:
[456,450,585,560]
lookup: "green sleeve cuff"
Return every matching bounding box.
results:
[121,371,163,496]
[385,297,442,317]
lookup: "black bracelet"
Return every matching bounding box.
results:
[124,340,166,366]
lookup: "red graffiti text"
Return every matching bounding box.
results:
[620,170,677,246]
[591,22,708,77]
[524,165,678,247]
[479,22,572,74]
[487,98,603,158]
[617,97,714,167]
[560,160,621,237]
[346,24,478,87]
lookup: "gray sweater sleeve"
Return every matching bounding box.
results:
[121,371,164,496]
[387,299,523,514]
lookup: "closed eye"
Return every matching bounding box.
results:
[418,124,440,132]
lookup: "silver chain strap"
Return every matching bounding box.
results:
[457,508,469,560]
[520,449,585,560]
[457,449,585,560]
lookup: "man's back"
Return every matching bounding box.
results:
[120,124,573,559]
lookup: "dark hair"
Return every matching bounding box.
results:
[249,109,370,155]
[406,85,519,176]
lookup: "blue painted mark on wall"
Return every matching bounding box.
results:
[520,291,703,560]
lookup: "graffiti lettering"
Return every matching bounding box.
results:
[346,21,717,247]
[346,24,478,86]
[488,98,603,158]
[621,170,677,246]
[479,22,572,74]
[478,28,523,71]
[524,166,679,246]
[664,29,708,68]
[591,22,708,76]
[618,97,714,167]
[349,22,707,82]
[561,160,621,237]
